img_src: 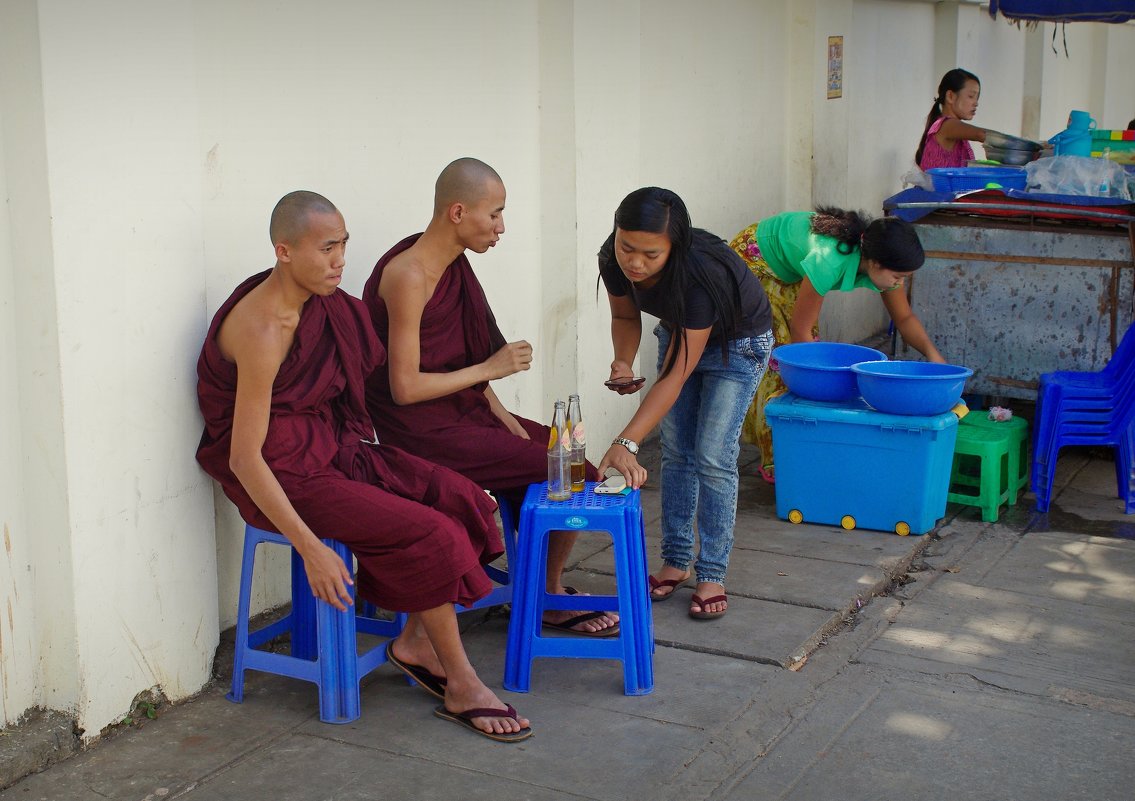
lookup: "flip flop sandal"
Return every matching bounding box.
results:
[543,587,620,637]
[434,704,534,742]
[385,641,447,701]
[689,593,728,620]
[757,464,775,484]
[648,572,691,602]
[542,612,621,638]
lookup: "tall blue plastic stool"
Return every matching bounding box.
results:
[230,495,519,722]
[462,492,520,611]
[228,524,405,724]
[503,482,654,696]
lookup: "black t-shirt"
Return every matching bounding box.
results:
[599,231,772,342]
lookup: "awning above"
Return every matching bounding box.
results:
[988,1,1135,24]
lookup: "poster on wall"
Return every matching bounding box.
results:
[827,35,843,99]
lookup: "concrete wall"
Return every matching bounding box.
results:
[1,0,1133,740]
[0,60,37,728]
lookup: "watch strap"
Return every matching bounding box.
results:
[612,437,639,454]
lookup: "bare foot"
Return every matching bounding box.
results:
[689,582,727,617]
[542,588,619,634]
[443,677,531,737]
[390,634,445,680]
[649,565,692,600]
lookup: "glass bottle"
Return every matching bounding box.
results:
[567,394,586,492]
[546,400,572,501]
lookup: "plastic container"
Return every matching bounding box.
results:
[772,342,886,402]
[1049,128,1093,158]
[766,393,959,535]
[926,167,1027,193]
[1090,129,1135,157]
[852,360,973,416]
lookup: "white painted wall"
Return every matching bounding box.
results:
[0,0,78,727]
[2,0,1133,739]
[33,0,219,733]
[0,82,36,727]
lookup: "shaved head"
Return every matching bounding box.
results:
[433,158,503,216]
[270,190,339,246]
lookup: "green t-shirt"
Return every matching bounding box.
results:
[755,211,879,295]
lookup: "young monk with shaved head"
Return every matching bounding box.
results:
[196,190,531,741]
[364,158,619,637]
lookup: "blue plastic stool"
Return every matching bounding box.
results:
[228,525,404,724]
[503,482,654,696]
[463,492,520,611]
[229,496,519,722]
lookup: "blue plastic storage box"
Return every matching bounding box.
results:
[926,167,1026,193]
[765,393,959,535]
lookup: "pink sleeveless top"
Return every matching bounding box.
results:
[919,116,974,170]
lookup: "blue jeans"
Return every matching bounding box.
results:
[655,325,773,585]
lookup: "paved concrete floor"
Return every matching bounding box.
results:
[2,436,1132,801]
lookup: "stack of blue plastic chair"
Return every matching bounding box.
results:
[1031,323,1135,514]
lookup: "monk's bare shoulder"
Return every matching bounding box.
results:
[217,279,296,369]
[378,249,430,307]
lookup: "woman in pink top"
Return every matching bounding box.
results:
[916,68,987,170]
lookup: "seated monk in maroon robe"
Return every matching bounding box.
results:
[196,190,530,741]
[362,157,617,637]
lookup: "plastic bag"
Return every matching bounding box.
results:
[900,165,935,191]
[1024,156,1132,200]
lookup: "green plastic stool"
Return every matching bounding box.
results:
[960,412,1030,504]
[948,425,1012,522]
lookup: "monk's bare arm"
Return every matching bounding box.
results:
[381,263,532,405]
[221,310,355,610]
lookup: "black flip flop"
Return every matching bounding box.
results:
[542,611,621,638]
[386,641,447,701]
[543,587,620,637]
[433,703,533,742]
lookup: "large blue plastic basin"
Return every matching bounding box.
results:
[852,360,974,415]
[774,343,887,402]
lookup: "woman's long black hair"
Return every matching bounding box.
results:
[598,187,741,379]
[915,67,980,165]
[811,206,925,271]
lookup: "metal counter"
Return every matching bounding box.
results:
[907,214,1134,400]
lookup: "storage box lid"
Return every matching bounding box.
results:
[765,392,959,431]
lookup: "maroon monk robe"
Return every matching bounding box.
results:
[196,270,502,612]
[363,234,597,503]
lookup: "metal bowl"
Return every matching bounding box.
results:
[984,131,1042,151]
[982,144,1038,166]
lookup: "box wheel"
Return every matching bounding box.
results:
[788,509,803,524]
[895,522,911,536]
[840,515,856,530]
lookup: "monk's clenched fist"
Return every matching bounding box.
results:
[484,340,532,379]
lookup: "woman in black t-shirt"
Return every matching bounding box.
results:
[597,187,773,621]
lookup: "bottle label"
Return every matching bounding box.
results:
[547,427,558,451]
[572,422,586,447]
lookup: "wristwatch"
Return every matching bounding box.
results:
[612,437,639,455]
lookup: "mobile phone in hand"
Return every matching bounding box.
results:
[604,376,646,390]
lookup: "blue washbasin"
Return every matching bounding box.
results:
[852,360,973,415]
[774,342,887,402]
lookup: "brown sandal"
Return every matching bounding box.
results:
[689,593,728,620]
[648,571,691,602]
